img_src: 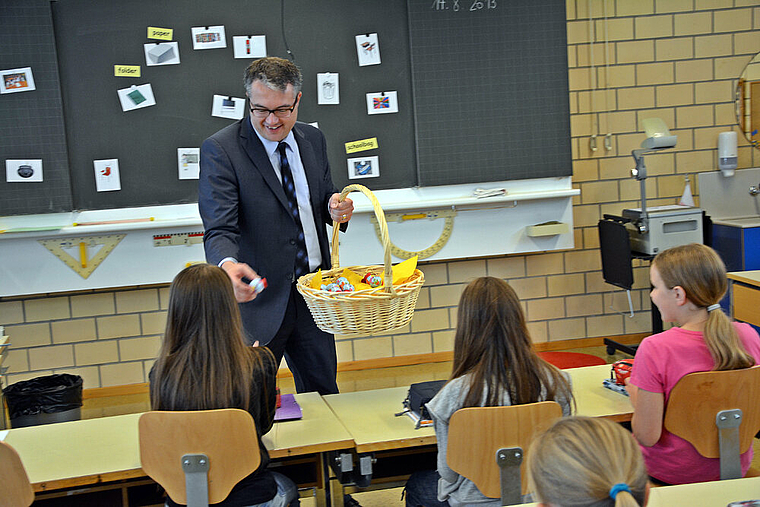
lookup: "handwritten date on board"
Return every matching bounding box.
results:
[431,0,497,11]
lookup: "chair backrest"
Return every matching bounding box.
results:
[447,401,562,505]
[139,409,261,506]
[664,366,760,479]
[0,441,35,507]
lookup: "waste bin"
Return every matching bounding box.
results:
[3,374,83,428]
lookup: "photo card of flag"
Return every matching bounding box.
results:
[366,91,398,115]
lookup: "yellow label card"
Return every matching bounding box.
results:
[345,137,378,154]
[114,65,141,77]
[147,27,173,40]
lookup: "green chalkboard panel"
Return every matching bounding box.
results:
[408,0,572,186]
[0,0,72,216]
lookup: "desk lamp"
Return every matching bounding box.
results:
[630,118,678,235]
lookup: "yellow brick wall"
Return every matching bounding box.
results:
[1,0,759,388]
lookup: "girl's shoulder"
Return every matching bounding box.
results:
[734,322,760,354]
[427,375,472,418]
[640,326,700,349]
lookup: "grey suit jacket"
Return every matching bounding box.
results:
[198,117,338,344]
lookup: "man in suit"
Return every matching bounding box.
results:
[198,57,354,395]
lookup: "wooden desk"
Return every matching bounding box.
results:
[3,393,353,505]
[729,270,760,327]
[522,475,760,506]
[569,364,633,422]
[324,386,435,454]
[323,364,632,454]
[321,364,633,491]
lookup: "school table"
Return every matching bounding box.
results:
[2,392,353,506]
[522,475,760,506]
[728,270,760,327]
[322,364,632,490]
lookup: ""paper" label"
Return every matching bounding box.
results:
[147,27,173,40]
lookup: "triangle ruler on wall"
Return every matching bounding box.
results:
[38,234,126,279]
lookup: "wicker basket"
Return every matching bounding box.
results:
[296,184,424,336]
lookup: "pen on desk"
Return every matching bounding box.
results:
[72,217,155,226]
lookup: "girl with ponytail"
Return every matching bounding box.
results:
[626,243,760,484]
[527,416,649,507]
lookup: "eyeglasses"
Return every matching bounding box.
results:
[249,95,299,118]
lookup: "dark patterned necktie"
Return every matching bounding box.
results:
[278,142,309,278]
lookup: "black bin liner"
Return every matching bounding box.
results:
[3,374,83,427]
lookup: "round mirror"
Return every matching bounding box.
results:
[737,52,760,148]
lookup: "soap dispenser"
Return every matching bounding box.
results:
[718,131,737,177]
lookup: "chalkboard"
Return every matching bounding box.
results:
[0,0,571,216]
[0,0,72,216]
[48,0,415,212]
[408,0,572,186]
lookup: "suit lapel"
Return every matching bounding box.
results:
[239,118,290,211]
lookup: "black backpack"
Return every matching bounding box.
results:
[397,380,446,429]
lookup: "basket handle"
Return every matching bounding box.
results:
[331,184,394,293]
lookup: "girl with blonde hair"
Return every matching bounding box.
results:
[150,263,299,507]
[527,416,649,507]
[627,243,760,484]
[404,276,574,507]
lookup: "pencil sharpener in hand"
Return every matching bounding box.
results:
[611,359,634,386]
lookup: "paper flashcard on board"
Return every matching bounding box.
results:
[347,156,379,179]
[177,148,200,180]
[211,95,245,120]
[117,84,156,112]
[144,42,180,66]
[317,73,339,105]
[366,91,398,115]
[192,26,227,49]
[93,159,121,192]
[1,67,35,94]
[6,159,43,182]
[233,36,266,58]
[355,33,381,66]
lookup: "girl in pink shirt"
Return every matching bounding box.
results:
[627,243,760,484]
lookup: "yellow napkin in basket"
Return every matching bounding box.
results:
[310,269,323,290]
[392,256,418,285]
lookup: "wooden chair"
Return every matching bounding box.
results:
[139,409,261,507]
[0,441,35,507]
[447,401,562,506]
[664,366,760,480]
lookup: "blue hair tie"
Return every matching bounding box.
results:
[609,483,630,500]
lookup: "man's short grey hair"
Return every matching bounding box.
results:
[243,57,303,98]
